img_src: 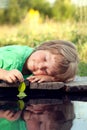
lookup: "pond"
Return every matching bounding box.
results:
[0,92,87,130]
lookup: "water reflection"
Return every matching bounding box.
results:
[0,95,87,130]
[23,98,75,130]
[0,96,74,130]
[71,101,87,130]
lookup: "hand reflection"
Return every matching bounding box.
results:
[0,110,21,121]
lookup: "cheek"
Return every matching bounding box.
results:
[48,65,58,75]
[41,113,49,122]
[26,120,40,130]
[46,69,54,76]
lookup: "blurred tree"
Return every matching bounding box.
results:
[0,0,22,24]
[20,0,52,19]
[0,0,52,24]
[0,0,75,24]
[52,0,75,21]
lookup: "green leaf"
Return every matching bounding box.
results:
[17,100,25,110]
[17,92,27,99]
[18,82,26,92]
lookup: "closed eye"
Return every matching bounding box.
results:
[44,57,47,61]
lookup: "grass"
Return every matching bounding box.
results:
[78,62,87,76]
[0,20,76,46]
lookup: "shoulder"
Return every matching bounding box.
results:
[0,45,34,59]
[0,45,33,51]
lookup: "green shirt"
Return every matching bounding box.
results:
[0,118,26,130]
[0,45,34,130]
[0,45,34,78]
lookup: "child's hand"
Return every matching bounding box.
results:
[2,69,24,83]
[0,110,21,121]
[27,75,55,83]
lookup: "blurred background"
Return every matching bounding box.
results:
[0,0,87,76]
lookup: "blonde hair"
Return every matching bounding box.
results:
[35,40,79,82]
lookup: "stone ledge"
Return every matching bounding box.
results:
[30,82,64,89]
[0,76,87,92]
[65,76,87,92]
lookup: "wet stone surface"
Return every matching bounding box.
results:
[0,76,87,92]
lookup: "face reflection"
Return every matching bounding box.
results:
[24,104,52,130]
[23,102,74,130]
[27,50,60,76]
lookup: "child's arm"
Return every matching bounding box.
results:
[0,69,24,83]
[27,75,56,83]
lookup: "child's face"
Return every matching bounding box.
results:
[27,50,62,76]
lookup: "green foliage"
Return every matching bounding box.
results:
[71,31,87,45]
[0,0,76,24]
[78,62,87,76]
[0,0,21,24]
[25,0,53,19]
[0,0,31,24]
[74,6,87,23]
[52,0,75,21]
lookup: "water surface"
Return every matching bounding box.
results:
[0,94,87,130]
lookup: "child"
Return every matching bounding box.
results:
[0,40,79,83]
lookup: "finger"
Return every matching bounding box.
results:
[30,77,40,83]
[4,110,11,117]
[27,76,36,82]
[6,78,14,83]
[38,79,44,83]
[5,72,23,83]
[13,71,24,82]
[9,69,24,82]
[5,75,15,83]
[27,76,35,80]
[7,75,19,83]
[9,75,18,83]
[38,78,45,83]
[10,111,21,121]
[8,111,14,118]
